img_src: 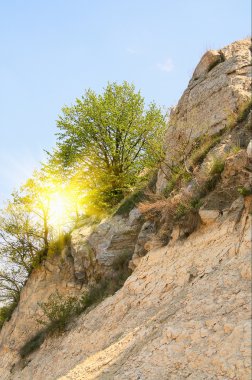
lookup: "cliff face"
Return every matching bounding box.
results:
[1,197,251,380]
[0,38,251,380]
[156,37,251,193]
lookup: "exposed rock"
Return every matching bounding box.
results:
[0,196,251,380]
[157,38,252,193]
[88,209,142,266]
[129,221,156,269]
[71,226,99,283]
[70,208,143,279]
[199,209,219,224]
[133,221,156,257]
[192,50,224,79]
[223,149,247,178]
[247,139,252,157]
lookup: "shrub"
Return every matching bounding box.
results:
[79,277,128,313]
[0,301,18,329]
[226,99,252,131]
[175,202,189,220]
[78,281,108,311]
[20,250,133,358]
[163,166,193,198]
[237,99,252,124]
[190,197,203,210]
[237,186,252,196]
[37,291,79,332]
[191,136,221,166]
[209,157,225,175]
[79,251,132,312]
[231,145,241,154]
[47,233,71,257]
[197,174,221,198]
[163,179,176,198]
[114,189,146,216]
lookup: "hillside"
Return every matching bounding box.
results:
[0,38,251,380]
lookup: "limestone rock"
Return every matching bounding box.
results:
[157,38,252,193]
[1,195,251,380]
[246,139,252,157]
[192,50,223,79]
[70,208,143,278]
[199,209,219,224]
[71,226,98,283]
[88,212,142,266]
[129,221,156,269]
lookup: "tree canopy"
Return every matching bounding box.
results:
[52,81,166,208]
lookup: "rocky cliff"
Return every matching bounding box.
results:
[156,37,251,193]
[0,38,251,380]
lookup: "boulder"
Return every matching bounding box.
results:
[70,208,143,278]
[199,209,219,224]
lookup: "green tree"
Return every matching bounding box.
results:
[18,174,51,258]
[0,198,44,272]
[52,81,166,208]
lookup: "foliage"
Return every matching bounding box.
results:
[37,291,79,332]
[51,81,166,211]
[0,300,19,329]
[114,189,146,216]
[190,135,221,166]
[236,99,252,124]
[226,99,252,130]
[190,197,203,210]
[0,199,44,273]
[78,251,132,313]
[0,267,24,328]
[209,157,225,175]
[230,145,241,154]
[163,165,193,198]
[0,268,24,305]
[237,186,252,196]
[139,155,227,237]
[175,202,190,220]
[20,250,133,357]
[47,233,71,257]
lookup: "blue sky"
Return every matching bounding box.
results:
[0,0,250,204]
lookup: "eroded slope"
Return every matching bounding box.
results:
[5,197,251,380]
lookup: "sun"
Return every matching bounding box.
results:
[48,190,74,230]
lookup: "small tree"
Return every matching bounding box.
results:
[17,173,52,258]
[0,198,44,272]
[0,267,25,305]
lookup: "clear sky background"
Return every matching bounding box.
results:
[0,0,250,205]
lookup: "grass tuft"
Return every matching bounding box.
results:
[114,190,146,216]
[19,251,132,358]
[237,99,252,124]
[209,157,225,175]
[191,136,221,167]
